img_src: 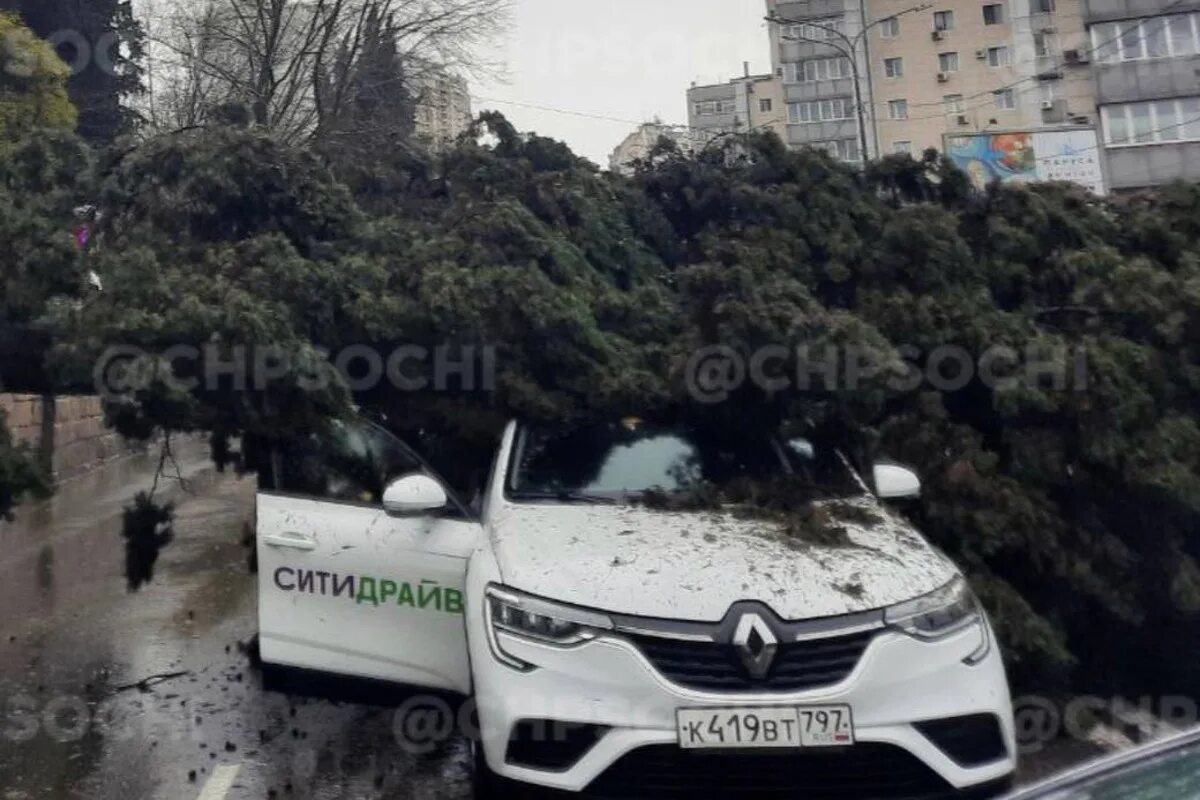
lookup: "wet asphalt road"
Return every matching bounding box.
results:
[0,448,1101,800]
[0,449,473,800]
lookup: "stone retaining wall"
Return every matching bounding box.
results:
[0,394,142,479]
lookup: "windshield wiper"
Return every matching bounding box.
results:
[513,491,616,505]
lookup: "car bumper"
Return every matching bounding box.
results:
[471,619,1016,795]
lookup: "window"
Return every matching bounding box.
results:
[884,57,904,78]
[1106,106,1130,144]
[510,423,861,500]
[786,17,846,42]
[813,138,862,162]
[1131,101,1154,142]
[1169,14,1198,56]
[983,4,1004,25]
[1031,0,1055,13]
[1156,100,1181,140]
[1041,742,1200,799]
[889,99,909,119]
[1039,83,1057,105]
[881,16,900,37]
[1185,98,1200,139]
[788,97,854,123]
[1034,31,1058,56]
[939,51,960,71]
[1102,97,1200,145]
[934,10,955,31]
[1093,14,1200,63]
[760,98,774,113]
[1145,17,1170,57]
[994,88,1016,109]
[944,93,965,114]
[893,140,913,154]
[694,100,735,116]
[796,57,853,82]
[273,419,423,504]
[1121,22,1145,60]
[987,45,1011,66]
[1093,22,1121,62]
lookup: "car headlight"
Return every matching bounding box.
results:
[885,576,981,641]
[485,585,614,670]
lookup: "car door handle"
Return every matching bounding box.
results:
[264,531,317,551]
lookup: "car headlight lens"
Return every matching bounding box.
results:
[486,585,614,658]
[885,576,981,641]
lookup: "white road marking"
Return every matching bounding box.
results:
[196,764,241,800]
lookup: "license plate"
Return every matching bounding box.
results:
[677,705,854,750]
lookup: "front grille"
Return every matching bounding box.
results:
[628,629,875,692]
[585,743,1010,799]
[915,714,1008,767]
[504,720,609,772]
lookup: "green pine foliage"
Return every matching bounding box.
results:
[0,0,144,144]
[7,118,1199,698]
[0,409,47,519]
[0,11,77,144]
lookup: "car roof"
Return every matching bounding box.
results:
[1004,726,1200,799]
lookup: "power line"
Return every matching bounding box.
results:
[471,95,677,128]
[1031,112,1200,163]
[898,76,1054,123]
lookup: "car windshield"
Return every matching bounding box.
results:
[1047,741,1200,799]
[506,421,864,502]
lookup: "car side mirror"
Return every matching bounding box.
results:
[874,463,922,500]
[383,474,448,517]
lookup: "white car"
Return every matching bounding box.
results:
[256,418,1017,798]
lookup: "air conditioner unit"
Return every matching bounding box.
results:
[1071,113,1091,124]
[956,114,969,125]
[776,67,784,76]
[1039,25,1058,33]
[1041,99,1055,109]
[931,29,945,41]
[937,71,950,82]
[975,49,988,59]
[1064,48,1091,64]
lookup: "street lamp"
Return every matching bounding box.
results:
[767,4,932,162]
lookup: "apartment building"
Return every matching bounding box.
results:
[1086,0,1200,188]
[412,68,473,154]
[687,65,787,140]
[756,0,1107,187]
[692,0,1200,189]
[609,122,713,175]
[868,0,1096,151]
[767,0,879,162]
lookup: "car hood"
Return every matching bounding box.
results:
[488,497,956,621]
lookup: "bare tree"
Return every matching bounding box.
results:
[140,0,508,143]
[139,0,237,131]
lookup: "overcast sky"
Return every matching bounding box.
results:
[474,0,770,165]
[132,0,769,167]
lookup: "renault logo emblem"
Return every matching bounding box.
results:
[732,613,778,679]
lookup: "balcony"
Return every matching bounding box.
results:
[1084,0,1200,24]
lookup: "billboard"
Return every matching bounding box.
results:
[944,129,1106,196]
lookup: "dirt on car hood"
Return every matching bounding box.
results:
[487,497,957,621]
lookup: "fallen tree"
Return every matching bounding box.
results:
[10,119,1200,700]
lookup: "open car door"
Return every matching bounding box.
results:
[255,419,479,694]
